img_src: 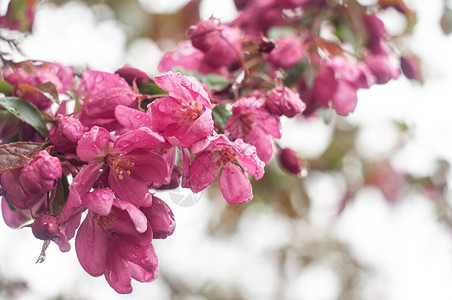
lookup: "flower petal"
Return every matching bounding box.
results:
[82,188,115,216]
[105,244,133,294]
[76,126,109,162]
[75,213,108,277]
[113,127,165,154]
[141,196,175,239]
[189,152,219,193]
[115,105,152,130]
[219,164,253,204]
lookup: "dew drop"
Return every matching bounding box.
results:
[135,114,142,120]
[9,108,19,115]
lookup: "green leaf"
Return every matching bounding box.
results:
[172,67,230,91]
[0,80,14,94]
[283,60,308,87]
[0,97,49,137]
[52,176,69,215]
[138,82,168,96]
[212,104,232,127]
[0,141,44,172]
[67,91,81,114]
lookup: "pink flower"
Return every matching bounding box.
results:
[313,57,373,116]
[188,135,264,204]
[76,126,171,206]
[267,36,304,69]
[266,86,306,117]
[365,55,400,84]
[49,115,85,153]
[3,62,74,110]
[74,194,158,294]
[147,72,214,147]
[158,41,228,76]
[79,70,138,130]
[188,19,242,69]
[225,97,281,163]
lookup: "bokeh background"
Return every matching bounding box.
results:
[1,0,452,299]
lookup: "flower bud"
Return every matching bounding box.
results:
[400,55,421,81]
[258,36,275,53]
[1,169,43,209]
[267,36,303,69]
[49,115,84,153]
[278,148,305,177]
[115,65,151,86]
[266,86,306,117]
[20,151,62,195]
[32,214,60,240]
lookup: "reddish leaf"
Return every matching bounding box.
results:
[0,141,44,172]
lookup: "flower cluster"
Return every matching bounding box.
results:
[0,0,419,294]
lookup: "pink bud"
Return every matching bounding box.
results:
[266,86,306,117]
[49,115,84,153]
[115,65,151,86]
[141,196,175,239]
[20,151,62,195]
[400,55,421,80]
[32,214,60,240]
[278,148,305,177]
[267,36,303,69]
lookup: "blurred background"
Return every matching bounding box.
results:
[1,0,452,299]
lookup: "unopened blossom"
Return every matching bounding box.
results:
[20,150,62,195]
[188,19,242,69]
[266,86,306,117]
[267,36,304,69]
[49,115,85,153]
[225,97,281,163]
[1,151,61,209]
[189,135,264,204]
[79,70,138,130]
[76,126,171,206]
[278,148,305,177]
[148,72,214,148]
[400,55,421,80]
[115,65,151,86]
[362,14,388,55]
[32,214,60,240]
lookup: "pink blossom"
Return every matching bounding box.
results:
[32,214,60,240]
[188,135,264,204]
[76,126,171,206]
[49,115,85,153]
[188,19,242,69]
[158,41,228,76]
[79,70,138,131]
[365,55,400,84]
[75,195,158,294]
[2,62,74,109]
[312,57,373,116]
[225,97,281,163]
[267,36,304,69]
[266,86,306,117]
[148,72,214,147]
